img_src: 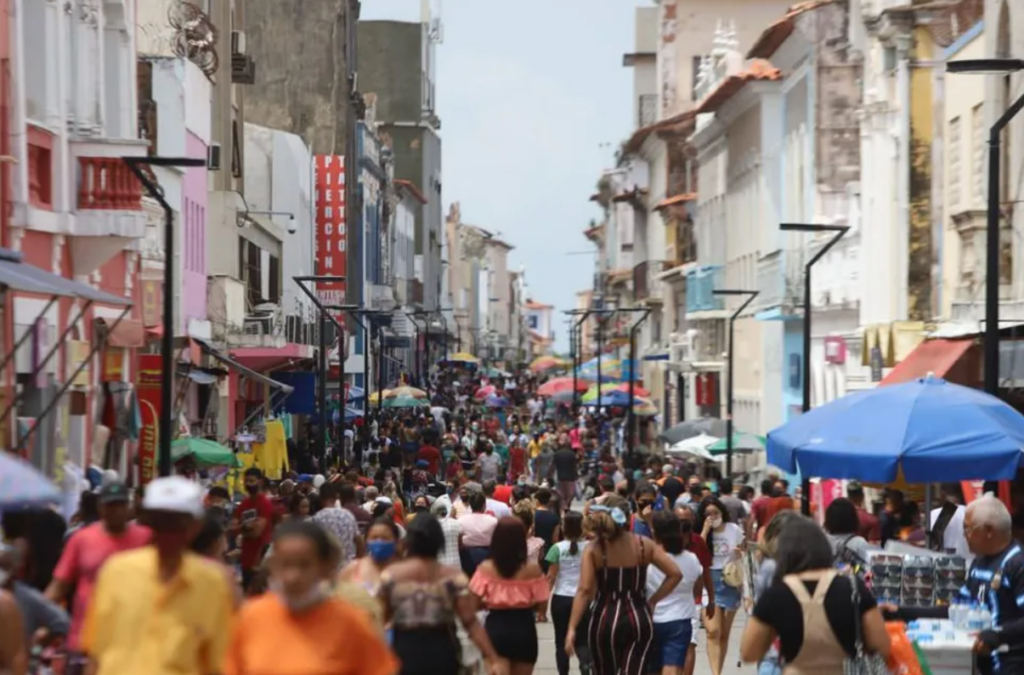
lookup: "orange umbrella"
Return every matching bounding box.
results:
[537,377,588,397]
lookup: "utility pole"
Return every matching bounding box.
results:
[344,1,362,343]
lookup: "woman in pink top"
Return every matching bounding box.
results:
[470,518,550,675]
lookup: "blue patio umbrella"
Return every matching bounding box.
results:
[767,374,1024,483]
[583,390,646,408]
[346,386,366,402]
[343,406,363,422]
[0,452,60,507]
[484,394,511,408]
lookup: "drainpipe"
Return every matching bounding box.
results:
[894,36,912,320]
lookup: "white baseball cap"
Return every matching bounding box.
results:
[142,476,204,517]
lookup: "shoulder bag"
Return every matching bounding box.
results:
[844,575,889,675]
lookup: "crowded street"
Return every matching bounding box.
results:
[5,0,1024,674]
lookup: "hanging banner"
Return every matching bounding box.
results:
[141,280,162,328]
[136,354,162,485]
[102,348,125,382]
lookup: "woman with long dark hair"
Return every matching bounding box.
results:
[698,497,744,675]
[740,516,890,673]
[648,510,704,675]
[567,495,682,675]
[379,513,501,675]
[545,511,590,675]
[471,517,550,675]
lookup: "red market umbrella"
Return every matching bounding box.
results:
[537,377,588,397]
[474,385,497,399]
[605,382,651,398]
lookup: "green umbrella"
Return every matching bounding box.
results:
[171,437,242,468]
[383,395,429,409]
[706,433,766,455]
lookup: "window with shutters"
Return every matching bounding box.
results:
[949,116,962,208]
[231,119,242,178]
[971,104,985,207]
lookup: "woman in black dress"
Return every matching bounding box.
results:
[566,495,683,675]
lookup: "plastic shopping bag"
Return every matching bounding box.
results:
[886,622,925,675]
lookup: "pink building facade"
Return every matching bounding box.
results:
[181,132,208,332]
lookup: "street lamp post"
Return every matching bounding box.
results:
[780,222,850,514]
[124,156,207,477]
[564,309,590,414]
[292,277,354,467]
[712,290,758,477]
[947,58,1024,396]
[627,309,652,459]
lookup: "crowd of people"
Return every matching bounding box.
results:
[1,367,1022,675]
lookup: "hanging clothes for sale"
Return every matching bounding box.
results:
[252,418,289,479]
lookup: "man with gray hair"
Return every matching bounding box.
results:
[962,494,1024,671]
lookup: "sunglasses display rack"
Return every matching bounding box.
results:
[866,550,967,607]
[868,552,904,606]
[932,555,968,606]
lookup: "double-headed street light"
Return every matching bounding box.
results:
[946,58,1024,396]
[780,222,849,515]
[712,289,758,477]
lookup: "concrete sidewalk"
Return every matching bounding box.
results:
[534,612,751,675]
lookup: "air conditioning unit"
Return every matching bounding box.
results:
[231,30,246,55]
[207,143,221,171]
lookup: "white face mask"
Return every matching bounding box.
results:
[270,580,330,613]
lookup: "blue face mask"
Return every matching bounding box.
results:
[367,540,397,563]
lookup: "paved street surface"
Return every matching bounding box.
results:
[534,611,750,675]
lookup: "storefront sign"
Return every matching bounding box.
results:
[136,354,162,485]
[68,341,91,386]
[141,280,162,328]
[314,154,346,313]
[102,347,125,382]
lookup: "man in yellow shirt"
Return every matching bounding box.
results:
[81,476,235,675]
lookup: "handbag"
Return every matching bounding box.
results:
[723,557,745,587]
[844,574,889,675]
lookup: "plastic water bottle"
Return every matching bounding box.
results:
[967,603,985,632]
[979,604,993,631]
[950,600,965,629]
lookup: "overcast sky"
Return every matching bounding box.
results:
[362,0,644,351]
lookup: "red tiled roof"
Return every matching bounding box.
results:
[394,179,427,204]
[584,223,605,240]
[697,60,782,114]
[621,110,697,157]
[525,300,553,310]
[655,193,697,210]
[747,0,836,59]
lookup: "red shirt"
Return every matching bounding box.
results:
[493,484,514,505]
[686,534,712,604]
[857,507,881,542]
[417,445,442,474]
[750,496,771,532]
[509,446,527,479]
[238,493,275,570]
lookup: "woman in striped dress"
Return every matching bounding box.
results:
[566,495,683,675]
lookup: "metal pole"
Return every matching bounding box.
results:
[596,316,603,413]
[626,309,651,458]
[780,223,849,514]
[713,291,758,477]
[363,321,370,419]
[376,323,385,413]
[318,313,328,467]
[984,91,1024,396]
[124,156,205,477]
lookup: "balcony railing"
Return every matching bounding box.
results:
[685,265,725,313]
[638,94,658,127]
[633,260,665,300]
[77,158,142,210]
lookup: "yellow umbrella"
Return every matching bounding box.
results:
[529,355,566,373]
[444,352,480,365]
[368,390,391,405]
[387,386,427,399]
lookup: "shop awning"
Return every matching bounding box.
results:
[96,318,145,348]
[879,338,975,386]
[0,249,131,305]
[193,338,294,394]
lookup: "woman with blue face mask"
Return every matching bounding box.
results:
[339,517,401,598]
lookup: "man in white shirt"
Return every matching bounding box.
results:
[930,482,969,556]
[482,480,511,519]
